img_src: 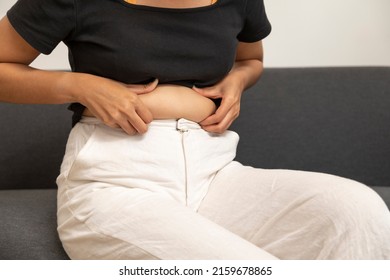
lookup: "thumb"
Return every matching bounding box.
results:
[127,78,159,94]
[192,85,220,99]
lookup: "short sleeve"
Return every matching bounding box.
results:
[237,0,272,42]
[7,0,76,54]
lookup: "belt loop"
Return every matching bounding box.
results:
[176,118,201,132]
[176,119,189,132]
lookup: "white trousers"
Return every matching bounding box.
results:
[56,118,390,259]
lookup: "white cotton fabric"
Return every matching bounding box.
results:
[56,118,390,260]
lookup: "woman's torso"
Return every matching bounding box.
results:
[66,0,247,123]
[82,0,222,122]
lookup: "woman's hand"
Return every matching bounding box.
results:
[192,75,244,134]
[74,74,158,135]
[193,41,265,133]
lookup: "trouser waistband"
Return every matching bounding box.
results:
[79,117,201,131]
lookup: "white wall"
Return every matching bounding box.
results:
[0,0,70,70]
[264,0,390,67]
[1,0,390,68]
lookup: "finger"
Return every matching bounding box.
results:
[192,85,221,99]
[136,101,153,124]
[104,121,121,129]
[202,117,233,134]
[201,98,240,133]
[119,121,138,136]
[128,114,148,134]
[126,110,149,134]
[127,78,159,94]
[200,100,232,126]
[202,107,236,133]
[100,110,143,135]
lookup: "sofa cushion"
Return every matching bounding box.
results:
[0,104,72,190]
[0,189,69,259]
[0,187,388,260]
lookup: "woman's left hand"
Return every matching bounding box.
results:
[193,41,265,133]
[192,74,244,134]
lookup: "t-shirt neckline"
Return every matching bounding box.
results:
[118,0,221,13]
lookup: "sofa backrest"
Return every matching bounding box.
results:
[1,67,389,189]
[231,67,390,186]
[1,104,72,189]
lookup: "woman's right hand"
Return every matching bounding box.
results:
[73,74,158,135]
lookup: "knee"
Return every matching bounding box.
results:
[306,174,390,229]
[326,176,385,212]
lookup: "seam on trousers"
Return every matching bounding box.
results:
[64,123,97,179]
[178,128,189,206]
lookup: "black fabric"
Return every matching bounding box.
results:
[0,104,71,190]
[0,189,69,259]
[6,0,76,55]
[231,67,390,187]
[7,0,272,125]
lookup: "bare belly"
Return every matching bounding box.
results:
[83,84,217,123]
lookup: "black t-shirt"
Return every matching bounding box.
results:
[7,0,271,124]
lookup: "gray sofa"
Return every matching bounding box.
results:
[1,67,389,260]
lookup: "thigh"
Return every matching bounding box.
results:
[58,184,277,260]
[198,162,390,259]
[57,120,278,259]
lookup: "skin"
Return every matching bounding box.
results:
[83,84,218,123]
[0,2,264,135]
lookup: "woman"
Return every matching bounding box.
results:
[1,0,389,259]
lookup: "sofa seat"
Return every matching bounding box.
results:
[0,186,389,260]
[0,189,68,259]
